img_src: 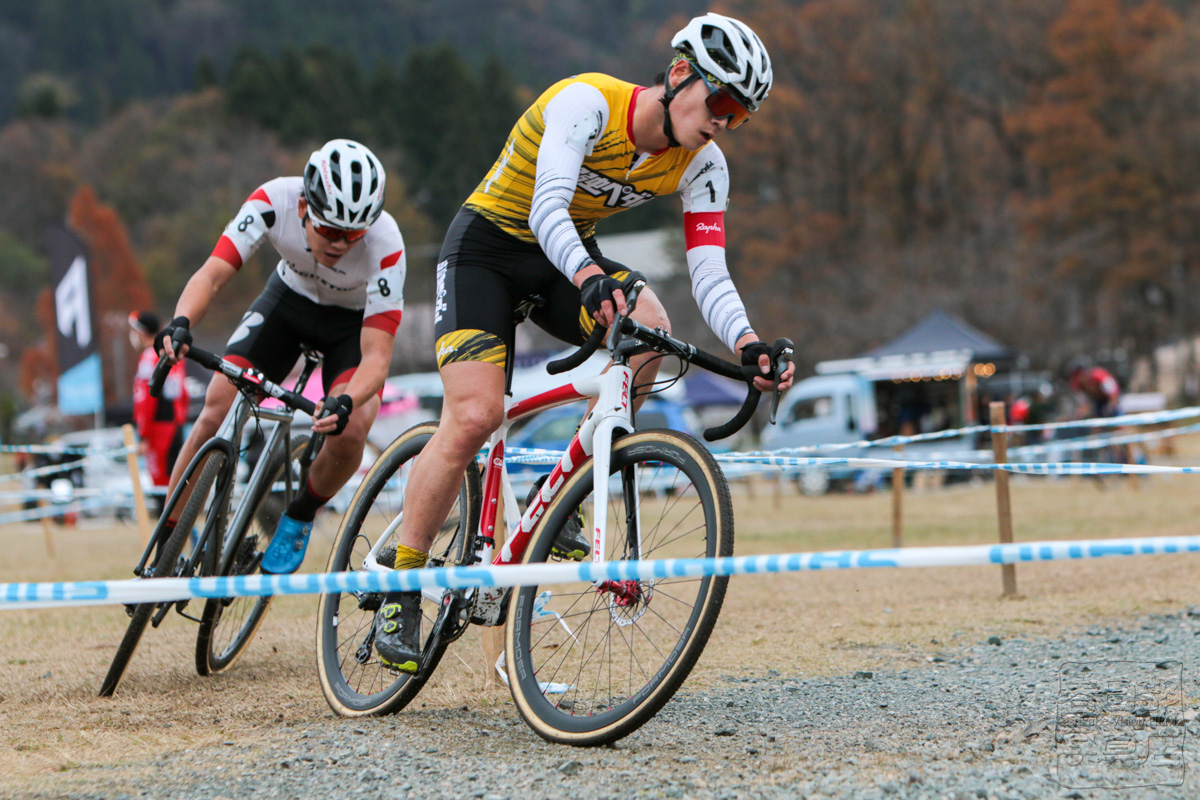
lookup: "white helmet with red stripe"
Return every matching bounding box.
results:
[302,139,387,230]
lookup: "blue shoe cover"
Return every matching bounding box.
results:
[261,513,313,574]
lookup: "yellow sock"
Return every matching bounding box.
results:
[393,544,429,571]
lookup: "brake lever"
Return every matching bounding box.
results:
[768,338,795,425]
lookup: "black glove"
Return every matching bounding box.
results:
[318,394,353,435]
[740,340,774,381]
[153,316,192,356]
[579,273,624,319]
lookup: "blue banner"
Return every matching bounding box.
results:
[57,353,103,415]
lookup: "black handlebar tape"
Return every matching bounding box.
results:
[689,348,745,382]
[148,355,173,399]
[190,347,224,372]
[293,395,318,417]
[547,324,606,375]
[704,387,761,442]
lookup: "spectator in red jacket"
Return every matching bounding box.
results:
[1068,359,1121,419]
[130,311,189,493]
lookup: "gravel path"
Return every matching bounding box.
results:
[33,608,1200,800]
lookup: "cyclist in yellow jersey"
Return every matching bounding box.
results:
[373,13,795,673]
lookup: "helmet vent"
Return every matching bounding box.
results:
[350,161,364,202]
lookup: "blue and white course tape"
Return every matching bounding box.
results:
[3,534,1199,610]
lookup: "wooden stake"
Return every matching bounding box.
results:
[989,402,1018,597]
[892,444,904,548]
[38,499,56,558]
[123,424,152,546]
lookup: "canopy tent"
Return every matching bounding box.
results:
[817,310,1014,379]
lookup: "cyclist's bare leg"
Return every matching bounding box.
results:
[395,361,506,554]
[166,373,239,497]
[307,383,381,497]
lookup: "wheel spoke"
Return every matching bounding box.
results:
[316,424,480,716]
[510,431,732,743]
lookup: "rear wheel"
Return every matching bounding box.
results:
[316,422,480,717]
[100,449,227,696]
[506,429,733,745]
[196,435,310,676]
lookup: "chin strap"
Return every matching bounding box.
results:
[659,67,699,150]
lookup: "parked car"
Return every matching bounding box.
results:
[506,397,703,497]
[510,397,701,454]
[28,427,151,518]
[760,371,979,495]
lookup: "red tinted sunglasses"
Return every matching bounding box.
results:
[307,213,368,243]
[690,62,753,129]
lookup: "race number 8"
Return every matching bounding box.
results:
[377,278,390,297]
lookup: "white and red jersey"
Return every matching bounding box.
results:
[211,177,406,335]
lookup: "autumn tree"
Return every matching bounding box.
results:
[18,289,58,404]
[1013,0,1186,370]
[67,185,154,406]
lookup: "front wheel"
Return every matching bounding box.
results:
[316,422,480,717]
[100,449,227,696]
[506,429,734,746]
[196,435,310,676]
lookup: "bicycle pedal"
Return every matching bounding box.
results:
[384,662,421,677]
[174,601,202,624]
[355,628,376,665]
[356,592,383,612]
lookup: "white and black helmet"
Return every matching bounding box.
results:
[672,13,772,112]
[302,139,386,230]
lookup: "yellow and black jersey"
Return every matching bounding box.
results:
[465,73,715,243]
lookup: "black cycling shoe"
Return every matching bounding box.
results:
[374,591,421,674]
[525,475,590,561]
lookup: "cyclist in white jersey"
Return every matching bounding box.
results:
[158,139,407,574]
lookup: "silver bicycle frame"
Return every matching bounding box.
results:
[212,391,296,559]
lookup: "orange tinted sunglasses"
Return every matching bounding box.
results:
[307,213,368,243]
[690,62,753,129]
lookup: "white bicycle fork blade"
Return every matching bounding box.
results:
[590,429,612,563]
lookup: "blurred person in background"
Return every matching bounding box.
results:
[1068,358,1121,419]
[130,310,189,514]
[1067,357,1130,472]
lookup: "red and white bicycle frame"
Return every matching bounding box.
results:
[359,360,643,615]
[483,360,640,570]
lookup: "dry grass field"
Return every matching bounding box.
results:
[2,444,1200,794]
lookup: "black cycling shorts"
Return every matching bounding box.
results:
[224,272,364,394]
[433,208,629,371]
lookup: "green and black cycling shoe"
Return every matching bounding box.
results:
[526,475,590,561]
[374,591,421,674]
[550,511,589,561]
